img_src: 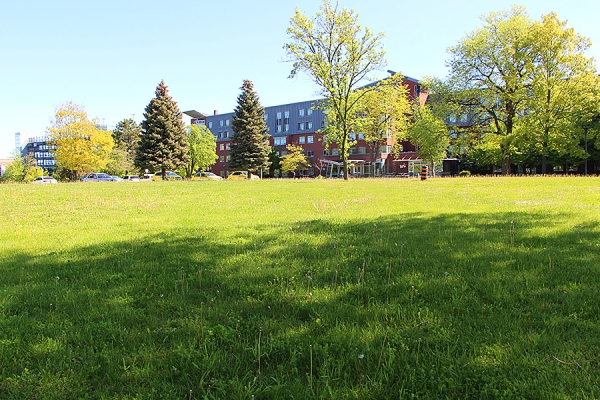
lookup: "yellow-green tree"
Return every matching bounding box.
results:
[285,0,386,180]
[408,104,450,175]
[48,102,114,180]
[281,144,308,178]
[353,73,412,176]
[523,13,599,174]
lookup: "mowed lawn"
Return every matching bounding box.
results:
[1,177,599,399]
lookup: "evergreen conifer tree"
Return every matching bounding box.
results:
[229,80,271,178]
[136,80,188,178]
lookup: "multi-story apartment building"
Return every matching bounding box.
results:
[21,136,57,173]
[187,75,427,178]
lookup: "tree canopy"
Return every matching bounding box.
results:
[228,80,271,177]
[47,101,114,180]
[285,0,386,180]
[136,81,188,178]
[186,124,218,177]
[439,5,599,174]
[409,104,450,173]
[281,144,309,177]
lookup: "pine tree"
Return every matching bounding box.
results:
[228,80,271,178]
[136,80,188,179]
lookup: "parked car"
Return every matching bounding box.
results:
[80,173,116,182]
[31,176,58,184]
[153,171,183,181]
[123,175,140,182]
[192,171,223,181]
[227,171,260,180]
[112,176,124,182]
[140,174,154,181]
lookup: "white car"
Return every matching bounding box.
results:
[80,173,116,182]
[31,176,58,184]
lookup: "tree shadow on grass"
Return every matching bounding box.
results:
[1,210,599,399]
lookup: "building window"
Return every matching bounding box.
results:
[323,148,330,156]
[208,122,213,128]
[226,143,230,150]
[307,135,314,143]
[280,150,287,156]
[321,120,326,129]
[225,119,230,126]
[349,132,356,141]
[220,156,225,162]
[307,108,313,116]
[274,137,287,146]
[299,109,305,117]
[359,146,366,154]
[277,112,282,119]
[264,113,268,121]
[349,147,357,155]
[219,120,224,127]
[276,125,282,132]
[299,136,305,144]
[219,144,225,151]
[307,121,313,130]
[218,132,222,139]
[307,150,314,157]
[332,148,339,156]
[226,155,230,162]
[284,124,289,132]
[358,132,364,140]
[298,122,305,131]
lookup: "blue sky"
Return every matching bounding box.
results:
[1,0,598,158]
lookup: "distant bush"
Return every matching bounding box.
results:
[459,170,472,177]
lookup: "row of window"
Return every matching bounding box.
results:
[34,152,53,158]
[208,119,231,129]
[36,145,55,151]
[36,160,56,166]
[219,143,231,151]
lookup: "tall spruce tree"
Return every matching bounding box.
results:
[136,80,188,179]
[228,80,271,178]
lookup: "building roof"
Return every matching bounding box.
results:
[183,110,207,119]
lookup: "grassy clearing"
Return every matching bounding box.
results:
[1,177,599,399]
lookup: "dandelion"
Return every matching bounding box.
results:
[56,276,60,280]
[160,294,164,298]
[358,354,364,359]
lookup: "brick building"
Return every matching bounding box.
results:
[186,75,428,178]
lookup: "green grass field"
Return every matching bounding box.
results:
[1,177,599,399]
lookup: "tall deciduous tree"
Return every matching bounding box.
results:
[285,0,386,180]
[445,5,534,175]
[524,13,599,174]
[186,124,218,177]
[353,73,412,176]
[136,80,188,179]
[409,104,450,174]
[48,101,114,180]
[228,80,271,178]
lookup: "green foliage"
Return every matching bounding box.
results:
[1,178,600,398]
[136,81,189,179]
[268,147,282,177]
[111,118,141,174]
[48,101,114,180]
[285,0,386,179]
[0,151,26,183]
[185,124,217,177]
[353,73,412,176]
[228,80,271,175]
[440,6,599,174]
[458,170,471,177]
[409,104,450,169]
[281,144,308,177]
